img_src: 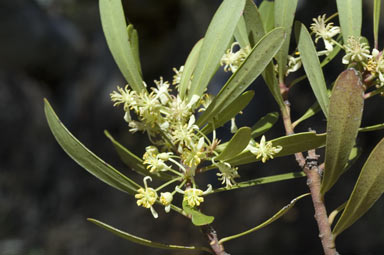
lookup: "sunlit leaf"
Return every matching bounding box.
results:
[333,138,384,237]
[274,0,298,82]
[215,127,252,161]
[321,69,364,194]
[44,99,141,194]
[251,112,279,138]
[104,130,173,180]
[336,0,362,40]
[187,0,246,100]
[201,91,254,135]
[99,0,144,92]
[219,193,310,244]
[197,28,285,126]
[179,39,203,99]
[259,0,274,33]
[88,218,211,252]
[227,132,326,166]
[374,0,381,48]
[296,21,329,118]
[182,201,214,226]
[234,16,250,48]
[211,171,306,194]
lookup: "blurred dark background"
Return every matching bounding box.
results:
[1,0,384,254]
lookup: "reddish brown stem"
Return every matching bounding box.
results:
[201,225,229,255]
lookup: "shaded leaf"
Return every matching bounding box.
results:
[274,0,298,82]
[336,0,362,40]
[127,24,142,76]
[296,21,329,118]
[197,28,285,126]
[99,0,144,92]
[211,171,305,194]
[179,39,203,99]
[201,91,255,135]
[321,69,364,194]
[243,0,265,46]
[44,99,140,194]
[251,112,279,138]
[104,130,173,180]
[333,138,384,237]
[215,127,252,161]
[292,101,321,128]
[88,218,211,252]
[182,201,214,226]
[374,0,381,48]
[359,122,384,133]
[259,0,274,33]
[219,193,310,244]
[187,0,246,100]
[234,16,250,48]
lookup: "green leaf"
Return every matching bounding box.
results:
[197,28,286,127]
[44,99,140,194]
[228,132,326,166]
[234,16,250,48]
[201,90,255,135]
[336,0,362,40]
[259,0,274,33]
[321,69,364,195]
[182,201,214,226]
[211,171,306,194]
[104,130,173,180]
[251,112,279,139]
[187,0,246,100]
[215,127,252,161]
[88,218,211,252]
[374,0,381,48]
[274,0,298,82]
[99,0,144,92]
[178,39,203,99]
[262,63,286,109]
[296,21,329,118]
[359,123,384,132]
[219,193,310,244]
[333,138,384,237]
[292,101,321,128]
[127,24,142,76]
[243,0,265,46]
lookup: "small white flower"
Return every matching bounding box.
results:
[342,36,371,65]
[135,176,158,218]
[143,146,172,173]
[172,66,184,85]
[213,160,240,187]
[310,14,340,53]
[286,55,302,75]
[220,42,251,73]
[160,192,173,213]
[247,135,282,163]
[153,77,170,105]
[175,185,212,207]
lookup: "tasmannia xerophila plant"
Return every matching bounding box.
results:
[45,0,384,254]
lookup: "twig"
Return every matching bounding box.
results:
[201,225,229,255]
[280,95,337,255]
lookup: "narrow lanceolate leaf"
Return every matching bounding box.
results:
[215,127,252,161]
[211,171,306,194]
[333,138,384,237]
[187,0,246,100]
[243,0,265,46]
[274,0,298,82]
[374,0,381,48]
[99,0,144,92]
[104,131,173,180]
[228,132,326,166]
[359,122,384,132]
[182,201,214,226]
[88,218,211,252]
[292,101,321,128]
[127,24,142,76]
[44,99,140,194]
[201,91,254,135]
[197,28,285,127]
[234,16,250,48]
[178,39,203,99]
[321,69,364,195]
[219,193,310,244]
[251,112,279,139]
[336,0,362,40]
[259,0,274,33]
[296,22,329,118]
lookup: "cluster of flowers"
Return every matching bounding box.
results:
[110,46,282,218]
